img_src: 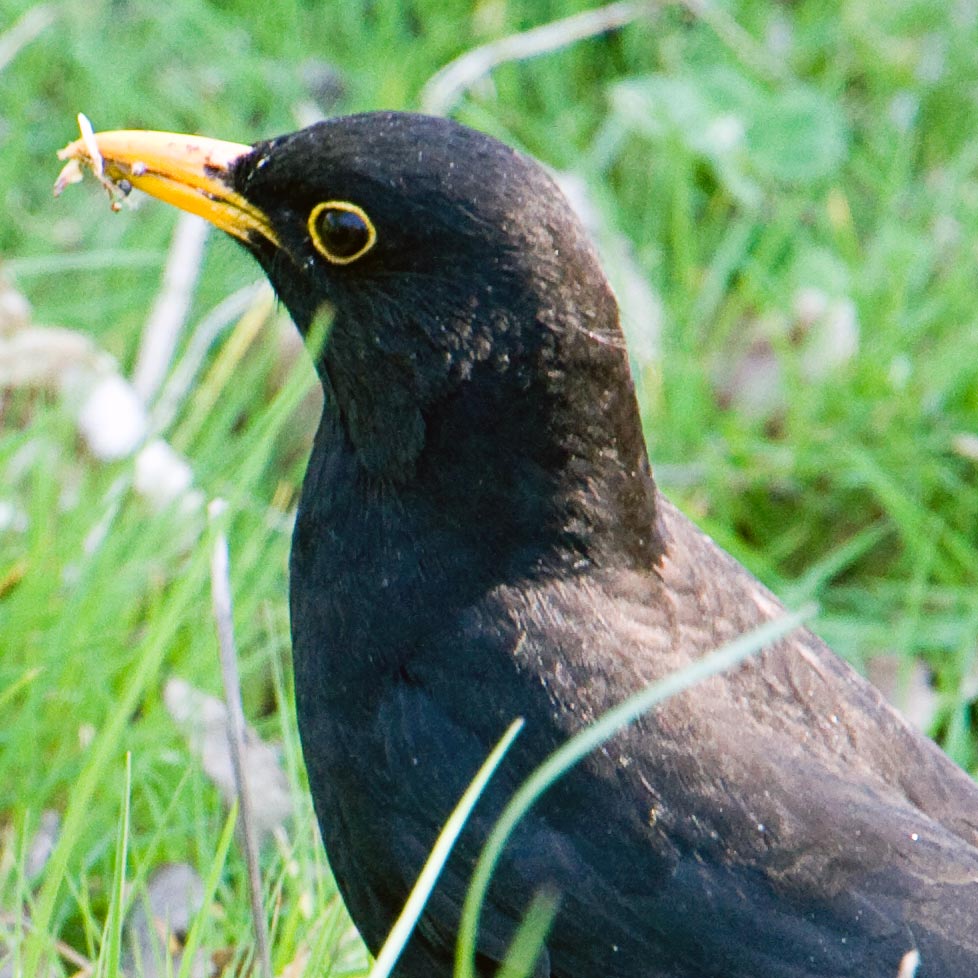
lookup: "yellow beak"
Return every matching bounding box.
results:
[56,126,279,246]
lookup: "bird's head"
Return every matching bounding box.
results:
[59,113,659,565]
[229,113,610,342]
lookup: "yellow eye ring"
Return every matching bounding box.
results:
[308,200,377,265]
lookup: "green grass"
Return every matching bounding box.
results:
[2,0,978,973]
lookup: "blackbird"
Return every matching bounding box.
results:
[59,113,978,978]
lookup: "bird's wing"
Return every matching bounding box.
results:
[395,495,978,977]
[648,495,978,846]
[504,495,978,976]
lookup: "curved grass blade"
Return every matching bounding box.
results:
[176,803,238,978]
[495,888,561,978]
[368,717,525,978]
[95,751,131,978]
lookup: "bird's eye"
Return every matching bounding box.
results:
[308,201,376,265]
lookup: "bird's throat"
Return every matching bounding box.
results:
[315,329,663,575]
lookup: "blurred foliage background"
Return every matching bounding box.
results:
[2,0,978,974]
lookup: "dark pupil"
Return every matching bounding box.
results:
[319,208,369,257]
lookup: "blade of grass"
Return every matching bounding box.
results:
[3,251,164,276]
[421,1,655,115]
[95,751,132,978]
[209,501,272,978]
[367,717,524,978]
[0,666,39,712]
[494,888,561,978]
[780,521,890,605]
[172,288,275,452]
[134,212,209,403]
[455,605,814,978]
[176,803,239,978]
[151,282,268,437]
